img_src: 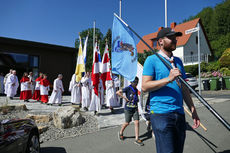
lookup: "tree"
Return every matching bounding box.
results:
[182,0,230,60]
[138,50,155,65]
[75,28,104,72]
[219,48,230,68]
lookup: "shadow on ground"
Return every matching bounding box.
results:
[186,122,218,153]
[41,147,67,153]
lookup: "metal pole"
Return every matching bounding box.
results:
[93,20,96,50]
[165,0,167,27]
[113,13,230,131]
[198,23,201,95]
[119,0,122,18]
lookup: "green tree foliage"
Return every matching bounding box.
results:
[219,48,230,68]
[75,28,104,72]
[138,50,155,65]
[184,0,230,59]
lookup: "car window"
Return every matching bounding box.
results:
[186,74,193,78]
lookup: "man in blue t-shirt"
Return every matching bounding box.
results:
[116,77,144,146]
[142,27,200,153]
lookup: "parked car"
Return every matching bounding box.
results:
[185,73,198,90]
[0,118,40,153]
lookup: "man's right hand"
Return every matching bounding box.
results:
[168,68,181,82]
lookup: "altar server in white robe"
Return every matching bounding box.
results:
[28,72,35,94]
[81,72,91,110]
[98,78,104,106]
[106,80,119,113]
[48,74,64,105]
[4,69,13,85]
[4,70,19,99]
[69,74,81,105]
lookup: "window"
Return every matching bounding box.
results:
[152,40,157,48]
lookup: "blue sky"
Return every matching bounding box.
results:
[0,0,222,48]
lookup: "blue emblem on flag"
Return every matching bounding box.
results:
[111,15,137,82]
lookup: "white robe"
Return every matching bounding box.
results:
[28,75,35,92]
[35,80,41,90]
[81,76,90,108]
[21,81,31,91]
[113,76,120,88]
[89,89,101,112]
[48,78,64,104]
[98,79,104,105]
[4,74,19,97]
[105,80,119,107]
[40,84,49,95]
[0,76,4,94]
[69,74,81,104]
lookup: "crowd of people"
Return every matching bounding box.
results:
[0,69,121,115]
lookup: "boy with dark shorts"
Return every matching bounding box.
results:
[116,77,144,146]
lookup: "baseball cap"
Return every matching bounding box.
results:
[131,77,139,84]
[156,27,182,40]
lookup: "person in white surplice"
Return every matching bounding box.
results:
[99,78,104,107]
[4,69,13,85]
[48,74,64,106]
[4,70,19,99]
[69,74,81,105]
[105,80,119,113]
[81,72,91,111]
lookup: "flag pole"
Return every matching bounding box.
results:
[93,20,96,51]
[165,0,167,27]
[113,13,230,131]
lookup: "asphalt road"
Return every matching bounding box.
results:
[41,100,230,153]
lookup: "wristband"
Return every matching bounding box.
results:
[167,77,172,83]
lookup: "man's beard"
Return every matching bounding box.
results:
[163,42,176,52]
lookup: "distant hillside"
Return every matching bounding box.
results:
[183,0,230,60]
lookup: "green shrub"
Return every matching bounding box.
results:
[219,48,230,68]
[220,67,230,76]
[184,64,198,76]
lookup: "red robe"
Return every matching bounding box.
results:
[20,76,32,100]
[40,78,50,103]
[32,77,43,101]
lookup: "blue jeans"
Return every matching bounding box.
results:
[150,112,186,153]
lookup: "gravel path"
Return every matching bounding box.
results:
[0,108,99,144]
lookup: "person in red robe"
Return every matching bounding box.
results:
[40,74,50,103]
[20,72,32,102]
[32,73,43,101]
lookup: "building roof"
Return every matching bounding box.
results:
[137,18,210,53]
[0,36,77,53]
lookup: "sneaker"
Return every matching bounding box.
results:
[118,132,124,141]
[59,104,62,106]
[134,139,144,146]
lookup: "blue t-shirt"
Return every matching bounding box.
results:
[142,54,187,114]
[122,85,139,110]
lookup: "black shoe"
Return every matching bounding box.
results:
[83,107,88,111]
[94,111,99,116]
[10,97,13,100]
[118,132,124,141]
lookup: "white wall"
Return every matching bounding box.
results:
[183,23,211,65]
[173,46,184,62]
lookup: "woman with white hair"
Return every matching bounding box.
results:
[48,74,64,106]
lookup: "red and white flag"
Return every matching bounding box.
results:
[100,44,112,90]
[91,42,100,96]
[89,42,101,111]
